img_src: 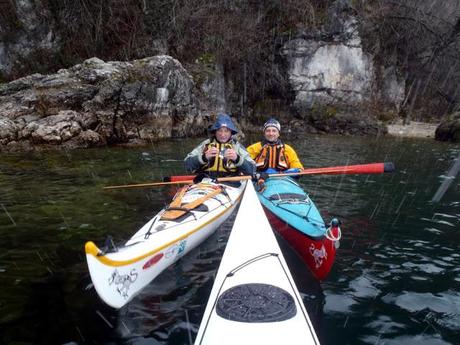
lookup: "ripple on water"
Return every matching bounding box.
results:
[323,293,357,313]
[425,212,460,229]
[382,291,460,313]
[432,219,456,227]
[432,212,458,219]
[402,262,445,274]
[366,315,405,334]
[361,334,452,345]
[381,291,460,331]
[424,227,444,235]
[436,315,460,332]
[349,274,382,299]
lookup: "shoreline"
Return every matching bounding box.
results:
[0,120,440,153]
[386,121,438,138]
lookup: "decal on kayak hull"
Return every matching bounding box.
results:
[216,283,297,322]
[143,253,164,269]
[264,206,336,280]
[165,239,187,259]
[177,240,186,255]
[310,244,327,268]
[108,268,138,299]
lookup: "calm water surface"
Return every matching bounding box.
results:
[0,135,459,345]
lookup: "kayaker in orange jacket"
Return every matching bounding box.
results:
[247,118,303,173]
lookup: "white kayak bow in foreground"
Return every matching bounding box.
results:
[194,182,320,345]
[85,179,246,309]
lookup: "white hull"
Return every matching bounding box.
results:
[194,183,320,345]
[85,180,246,309]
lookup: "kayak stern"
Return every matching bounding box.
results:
[257,177,341,280]
[264,207,339,280]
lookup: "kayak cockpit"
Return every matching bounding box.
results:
[258,177,327,238]
[268,192,310,204]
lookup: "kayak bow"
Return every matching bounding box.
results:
[194,182,320,345]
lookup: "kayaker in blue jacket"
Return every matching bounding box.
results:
[184,113,256,179]
[247,118,304,174]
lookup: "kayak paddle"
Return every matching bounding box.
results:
[164,162,395,182]
[104,162,395,190]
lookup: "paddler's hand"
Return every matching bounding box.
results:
[193,172,211,183]
[283,168,301,174]
[224,148,238,162]
[252,172,269,192]
[204,146,219,161]
[283,168,301,179]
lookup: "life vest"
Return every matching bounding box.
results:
[204,139,238,174]
[254,142,289,171]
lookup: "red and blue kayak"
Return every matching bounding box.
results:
[257,176,341,280]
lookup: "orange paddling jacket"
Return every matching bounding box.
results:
[247,141,303,172]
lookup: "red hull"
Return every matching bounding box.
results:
[263,207,338,280]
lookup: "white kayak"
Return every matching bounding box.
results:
[194,182,321,345]
[85,179,247,309]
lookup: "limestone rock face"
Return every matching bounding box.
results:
[282,19,374,111]
[0,55,201,150]
[282,18,404,114]
[280,14,403,135]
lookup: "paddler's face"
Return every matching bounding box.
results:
[264,127,280,142]
[215,127,232,143]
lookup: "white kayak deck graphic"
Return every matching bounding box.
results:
[194,183,320,345]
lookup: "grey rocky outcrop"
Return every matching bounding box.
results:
[435,112,460,142]
[0,55,202,150]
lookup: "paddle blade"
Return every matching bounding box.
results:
[383,162,395,173]
[163,175,195,182]
[294,162,396,176]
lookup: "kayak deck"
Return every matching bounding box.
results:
[194,183,320,345]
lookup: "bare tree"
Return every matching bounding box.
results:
[357,0,460,119]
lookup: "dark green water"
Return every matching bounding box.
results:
[0,135,459,345]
